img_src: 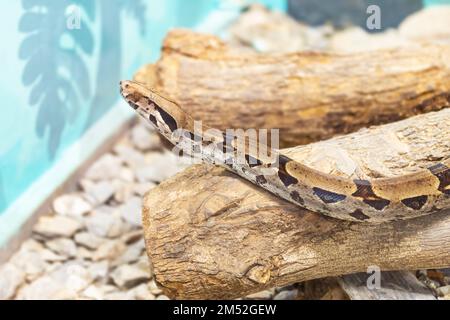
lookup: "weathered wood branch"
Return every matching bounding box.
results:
[142,109,450,299]
[135,29,450,147]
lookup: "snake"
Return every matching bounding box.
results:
[120,80,450,223]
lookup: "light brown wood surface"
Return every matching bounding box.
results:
[136,29,450,147]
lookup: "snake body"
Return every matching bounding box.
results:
[120,80,450,223]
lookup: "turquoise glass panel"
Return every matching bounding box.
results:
[0,0,287,215]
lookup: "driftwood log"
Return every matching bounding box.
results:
[135,29,450,147]
[142,108,450,299]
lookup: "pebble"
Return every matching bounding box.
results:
[87,261,109,281]
[114,145,146,169]
[131,125,161,151]
[110,264,151,289]
[120,196,142,227]
[133,182,155,196]
[121,230,143,245]
[131,283,155,300]
[40,249,67,262]
[85,207,126,238]
[112,240,144,266]
[49,262,93,293]
[148,280,163,295]
[77,247,94,260]
[104,291,136,300]
[93,240,127,262]
[80,180,115,206]
[135,152,185,183]
[74,232,105,250]
[82,285,104,300]
[16,275,77,300]
[84,154,123,181]
[46,238,77,258]
[10,250,47,281]
[33,215,82,238]
[273,289,298,300]
[0,263,25,299]
[436,285,450,297]
[53,194,92,217]
[245,289,274,300]
[113,181,135,203]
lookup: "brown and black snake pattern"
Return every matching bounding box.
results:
[120,80,450,223]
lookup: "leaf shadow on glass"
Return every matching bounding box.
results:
[18,0,95,158]
[84,0,147,130]
[19,0,147,158]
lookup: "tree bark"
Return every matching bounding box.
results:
[142,108,450,299]
[135,29,450,147]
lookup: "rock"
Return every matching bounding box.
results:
[82,285,104,300]
[273,289,298,300]
[0,263,25,299]
[133,182,155,197]
[135,152,186,183]
[84,154,123,181]
[399,6,450,42]
[104,290,136,300]
[17,275,77,300]
[130,283,155,300]
[134,255,152,277]
[87,261,109,281]
[77,247,94,260]
[49,262,93,294]
[74,232,105,250]
[93,240,126,262]
[121,230,143,245]
[245,289,274,300]
[330,27,410,53]
[131,125,161,151]
[80,180,115,205]
[33,215,82,238]
[46,238,77,258]
[110,264,150,289]
[437,285,450,297]
[20,239,44,252]
[85,207,126,238]
[40,249,67,262]
[113,180,135,203]
[53,194,92,217]
[112,240,144,266]
[120,197,142,227]
[118,167,136,182]
[148,280,163,295]
[114,145,146,169]
[10,250,47,281]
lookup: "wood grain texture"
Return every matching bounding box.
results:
[137,29,450,147]
[142,109,450,299]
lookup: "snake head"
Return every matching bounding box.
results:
[119,80,187,135]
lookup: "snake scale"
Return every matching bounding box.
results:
[120,80,450,223]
